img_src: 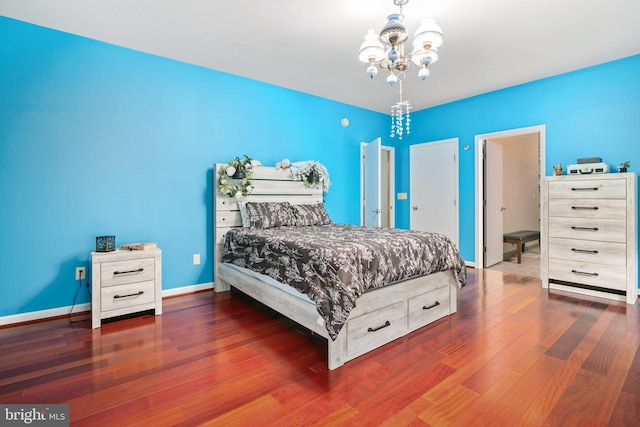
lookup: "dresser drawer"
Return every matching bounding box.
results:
[548,199,626,220]
[101,258,155,287]
[548,237,626,266]
[548,179,626,199]
[346,301,406,358]
[100,280,156,312]
[548,217,626,243]
[548,259,627,291]
[408,286,450,331]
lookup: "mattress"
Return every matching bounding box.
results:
[222,224,466,339]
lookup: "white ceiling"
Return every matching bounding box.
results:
[1,0,639,113]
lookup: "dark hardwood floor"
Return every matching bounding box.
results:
[1,268,639,426]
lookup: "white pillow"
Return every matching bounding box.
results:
[237,200,251,228]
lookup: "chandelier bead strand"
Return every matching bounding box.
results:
[358,0,443,139]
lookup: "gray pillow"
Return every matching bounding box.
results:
[293,203,332,226]
[245,202,297,229]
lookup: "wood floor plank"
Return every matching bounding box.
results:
[0,271,638,426]
[541,368,603,426]
[347,362,457,425]
[608,391,640,426]
[520,303,619,426]
[470,353,565,426]
[310,405,359,426]
[419,384,479,426]
[586,329,640,424]
[545,302,606,361]
[448,370,522,427]
[621,344,640,397]
[460,319,546,394]
[379,396,433,426]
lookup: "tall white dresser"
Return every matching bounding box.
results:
[541,173,637,303]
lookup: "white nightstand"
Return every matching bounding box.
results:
[91,248,162,328]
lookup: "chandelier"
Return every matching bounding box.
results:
[358,0,443,139]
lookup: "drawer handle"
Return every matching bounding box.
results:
[571,187,599,191]
[571,226,599,232]
[368,320,391,332]
[113,268,144,275]
[114,291,144,299]
[423,301,441,310]
[571,269,599,277]
[571,248,599,254]
[571,206,599,210]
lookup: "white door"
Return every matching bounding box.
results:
[409,139,458,245]
[484,139,504,267]
[364,137,381,227]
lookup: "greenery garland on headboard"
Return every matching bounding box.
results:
[217,155,254,197]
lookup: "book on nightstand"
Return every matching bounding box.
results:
[120,242,157,251]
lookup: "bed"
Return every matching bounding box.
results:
[213,164,466,369]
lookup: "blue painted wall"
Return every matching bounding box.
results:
[0,17,387,317]
[1,15,638,318]
[393,55,640,262]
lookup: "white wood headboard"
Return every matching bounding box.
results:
[213,164,323,292]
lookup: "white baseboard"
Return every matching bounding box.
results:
[162,282,213,297]
[465,260,476,268]
[0,282,215,327]
[0,303,90,327]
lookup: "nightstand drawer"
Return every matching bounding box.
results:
[548,179,626,199]
[548,259,626,291]
[548,217,626,243]
[548,237,626,266]
[101,258,155,286]
[101,280,156,312]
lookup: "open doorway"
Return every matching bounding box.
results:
[475,125,546,272]
[360,142,395,227]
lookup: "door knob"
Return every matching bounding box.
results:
[372,209,381,213]
[412,206,419,211]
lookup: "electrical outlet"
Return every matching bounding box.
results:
[75,267,86,281]
[193,254,200,265]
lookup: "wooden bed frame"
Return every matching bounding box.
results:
[213,164,458,369]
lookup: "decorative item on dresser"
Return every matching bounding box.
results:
[213,163,465,370]
[91,248,162,328]
[541,173,637,303]
[95,235,116,252]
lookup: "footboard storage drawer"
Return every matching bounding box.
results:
[542,173,637,304]
[346,301,406,358]
[408,286,450,331]
[91,248,162,328]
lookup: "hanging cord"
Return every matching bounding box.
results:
[68,252,92,324]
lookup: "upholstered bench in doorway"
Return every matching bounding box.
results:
[503,230,540,264]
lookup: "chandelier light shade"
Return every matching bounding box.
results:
[358,0,443,139]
